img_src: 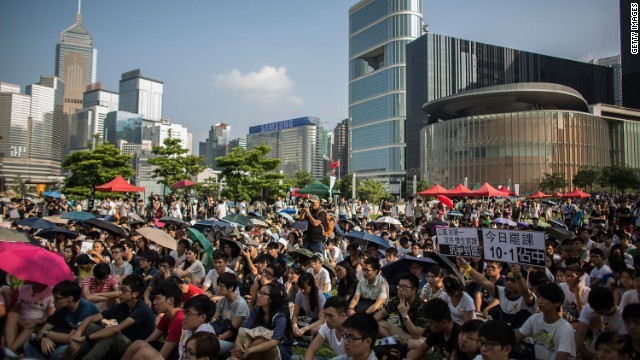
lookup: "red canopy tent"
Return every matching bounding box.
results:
[563,188,591,198]
[447,184,472,197]
[551,191,565,198]
[95,176,145,193]
[526,190,551,199]
[497,186,517,197]
[418,183,449,197]
[469,182,504,197]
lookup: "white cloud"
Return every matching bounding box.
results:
[215,66,303,106]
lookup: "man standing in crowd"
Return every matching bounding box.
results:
[299,195,328,255]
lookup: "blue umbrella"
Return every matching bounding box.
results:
[42,191,61,198]
[277,211,295,222]
[345,231,392,250]
[18,217,56,230]
[292,221,308,231]
[62,211,95,222]
[381,254,461,287]
[37,226,79,240]
[280,208,297,215]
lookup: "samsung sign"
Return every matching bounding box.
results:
[249,117,318,134]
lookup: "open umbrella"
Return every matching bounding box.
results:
[36,226,78,240]
[381,254,462,287]
[18,217,55,230]
[290,249,336,278]
[546,227,574,241]
[127,213,145,224]
[170,179,196,190]
[43,215,69,225]
[345,231,392,250]
[292,221,308,231]
[375,216,402,226]
[193,219,232,233]
[549,219,568,229]
[84,218,128,237]
[186,228,214,257]
[136,227,178,250]
[62,211,96,222]
[277,212,295,222]
[446,211,464,218]
[437,195,454,208]
[250,218,268,227]
[0,242,74,286]
[159,216,188,227]
[541,199,557,206]
[42,191,61,198]
[222,214,253,227]
[0,228,39,244]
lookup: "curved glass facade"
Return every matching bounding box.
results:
[421,111,611,195]
[348,0,423,179]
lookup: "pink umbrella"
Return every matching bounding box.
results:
[0,242,74,286]
[437,195,454,208]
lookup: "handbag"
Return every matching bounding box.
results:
[211,318,233,336]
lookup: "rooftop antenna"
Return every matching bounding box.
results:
[76,0,82,23]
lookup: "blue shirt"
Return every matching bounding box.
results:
[245,308,292,360]
[48,298,100,333]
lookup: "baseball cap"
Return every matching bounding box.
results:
[245,239,260,247]
[310,195,320,202]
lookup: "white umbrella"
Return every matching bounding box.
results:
[250,218,268,227]
[136,227,177,250]
[375,216,402,226]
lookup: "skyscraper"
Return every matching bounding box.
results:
[119,69,164,122]
[199,122,230,170]
[332,119,349,178]
[620,0,640,109]
[348,0,424,181]
[54,1,97,116]
[590,55,622,106]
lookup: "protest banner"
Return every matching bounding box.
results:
[436,227,481,258]
[481,228,546,266]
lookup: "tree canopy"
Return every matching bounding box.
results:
[539,173,568,193]
[61,143,134,198]
[572,167,599,191]
[147,132,204,191]
[357,179,390,205]
[215,144,287,203]
[598,165,640,193]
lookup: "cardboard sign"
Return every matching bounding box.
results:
[80,241,93,254]
[482,229,546,266]
[436,227,481,258]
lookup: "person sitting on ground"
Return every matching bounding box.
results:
[81,262,120,312]
[201,250,237,303]
[335,261,358,304]
[131,250,159,284]
[109,243,133,282]
[143,256,178,307]
[212,272,250,358]
[292,273,326,338]
[248,261,285,311]
[23,280,100,360]
[347,257,389,316]
[178,295,217,359]
[175,247,206,284]
[473,261,504,317]
[169,239,190,270]
[374,273,425,343]
[121,282,184,360]
[4,281,55,354]
[559,263,590,324]
[449,319,482,360]
[419,266,446,302]
[231,283,293,360]
[575,287,628,359]
[329,312,378,360]
[303,296,348,360]
[622,303,640,356]
[477,320,516,360]
[594,331,634,360]
[590,248,613,288]
[183,332,221,360]
[457,257,536,328]
[442,274,476,325]
[307,253,331,295]
[70,275,155,359]
[407,298,460,360]
[516,282,576,360]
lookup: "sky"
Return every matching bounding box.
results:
[0,1,620,153]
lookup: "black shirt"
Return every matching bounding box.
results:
[305,208,327,243]
[101,299,155,342]
[426,322,461,360]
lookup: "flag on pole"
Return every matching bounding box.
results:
[329,160,340,169]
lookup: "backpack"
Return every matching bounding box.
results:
[319,210,336,239]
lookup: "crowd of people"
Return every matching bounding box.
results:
[0,190,640,360]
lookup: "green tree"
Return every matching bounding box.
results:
[539,173,568,193]
[62,143,135,198]
[357,179,390,205]
[147,132,204,192]
[416,180,431,193]
[216,144,287,203]
[599,165,640,194]
[572,167,600,192]
[337,173,357,197]
[292,171,315,189]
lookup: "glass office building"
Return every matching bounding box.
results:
[419,83,640,195]
[406,32,615,179]
[246,117,324,179]
[348,0,423,181]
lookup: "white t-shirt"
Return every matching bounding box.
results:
[590,264,613,283]
[518,313,576,360]
[202,267,236,294]
[559,282,590,322]
[169,250,187,269]
[178,323,215,359]
[318,323,346,356]
[216,295,249,324]
[308,267,332,293]
[578,304,627,335]
[620,290,640,308]
[495,285,537,316]
[441,292,476,325]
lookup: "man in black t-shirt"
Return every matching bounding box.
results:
[407,298,461,360]
[299,196,327,255]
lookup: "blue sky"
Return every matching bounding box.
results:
[0,1,620,151]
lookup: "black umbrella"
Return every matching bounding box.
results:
[18,217,55,230]
[381,253,463,287]
[84,218,128,237]
[292,221,308,231]
[159,216,188,227]
[36,226,79,240]
[546,227,574,242]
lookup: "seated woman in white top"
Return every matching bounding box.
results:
[441,274,475,325]
[292,273,326,337]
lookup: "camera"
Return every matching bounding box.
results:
[299,202,308,209]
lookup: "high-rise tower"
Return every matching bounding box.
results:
[348,0,423,182]
[55,0,97,116]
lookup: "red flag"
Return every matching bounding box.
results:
[329,160,340,169]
